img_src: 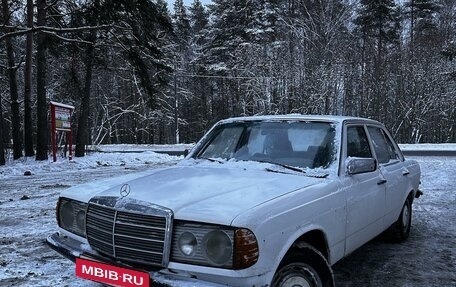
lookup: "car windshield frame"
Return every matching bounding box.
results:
[193,120,339,172]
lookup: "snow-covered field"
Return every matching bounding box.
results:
[0,149,455,286]
[399,143,456,151]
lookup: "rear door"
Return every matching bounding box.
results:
[366,125,408,228]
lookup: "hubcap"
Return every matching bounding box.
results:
[274,263,320,287]
[402,203,410,230]
[281,276,312,287]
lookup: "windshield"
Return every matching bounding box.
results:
[195,121,337,169]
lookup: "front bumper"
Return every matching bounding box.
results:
[46,232,230,287]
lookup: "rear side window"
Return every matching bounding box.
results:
[367,127,398,164]
[346,126,372,158]
[383,132,402,161]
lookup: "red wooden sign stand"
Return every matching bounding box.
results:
[50,102,75,162]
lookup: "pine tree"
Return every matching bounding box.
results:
[75,0,100,157]
[185,0,211,141]
[206,0,256,71]
[155,0,169,14]
[354,0,400,121]
[189,0,208,36]
[406,0,442,57]
[252,0,281,43]
[69,0,173,153]
[399,0,445,143]
[172,0,192,74]
[407,0,441,39]
[355,0,400,47]
[173,0,191,46]
[172,0,192,143]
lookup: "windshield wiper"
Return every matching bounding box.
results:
[256,160,306,173]
[259,160,329,178]
[199,157,225,164]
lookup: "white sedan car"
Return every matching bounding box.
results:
[47,115,421,287]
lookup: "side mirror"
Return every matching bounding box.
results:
[183,149,190,157]
[347,157,377,175]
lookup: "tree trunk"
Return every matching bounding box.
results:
[75,0,100,157]
[375,26,384,121]
[360,34,366,117]
[0,94,5,165]
[24,0,34,157]
[75,36,96,157]
[410,0,414,53]
[35,0,48,160]
[2,0,22,160]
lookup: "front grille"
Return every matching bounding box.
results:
[86,203,171,266]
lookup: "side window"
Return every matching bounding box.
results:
[346,126,372,158]
[367,127,398,164]
[383,131,401,161]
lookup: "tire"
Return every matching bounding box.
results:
[387,196,412,242]
[271,243,334,287]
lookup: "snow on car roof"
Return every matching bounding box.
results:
[219,114,381,125]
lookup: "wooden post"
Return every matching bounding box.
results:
[50,104,57,162]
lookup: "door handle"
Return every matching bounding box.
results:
[377,179,387,185]
[402,168,410,176]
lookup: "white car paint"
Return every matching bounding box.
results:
[60,164,324,225]
[48,115,421,287]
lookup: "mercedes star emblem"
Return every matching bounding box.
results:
[120,184,131,198]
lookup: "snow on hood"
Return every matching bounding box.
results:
[61,162,324,226]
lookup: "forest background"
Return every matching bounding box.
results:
[0,0,455,165]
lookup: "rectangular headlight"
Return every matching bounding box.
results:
[171,221,234,268]
[171,221,258,269]
[57,197,88,237]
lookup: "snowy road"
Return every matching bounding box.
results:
[0,155,455,287]
[334,156,456,286]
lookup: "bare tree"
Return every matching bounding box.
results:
[1,0,22,160]
[24,0,34,157]
[74,0,99,157]
[0,93,5,165]
[35,0,48,160]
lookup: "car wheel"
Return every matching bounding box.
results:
[271,243,334,287]
[387,197,412,242]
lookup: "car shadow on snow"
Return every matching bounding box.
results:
[333,211,456,287]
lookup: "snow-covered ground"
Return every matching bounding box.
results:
[0,150,181,178]
[0,148,455,286]
[399,143,456,151]
[88,144,195,153]
[92,142,455,153]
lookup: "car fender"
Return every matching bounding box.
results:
[231,180,345,279]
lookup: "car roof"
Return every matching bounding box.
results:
[219,114,382,125]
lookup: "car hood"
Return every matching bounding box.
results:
[62,164,324,225]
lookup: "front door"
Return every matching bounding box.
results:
[343,125,386,254]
